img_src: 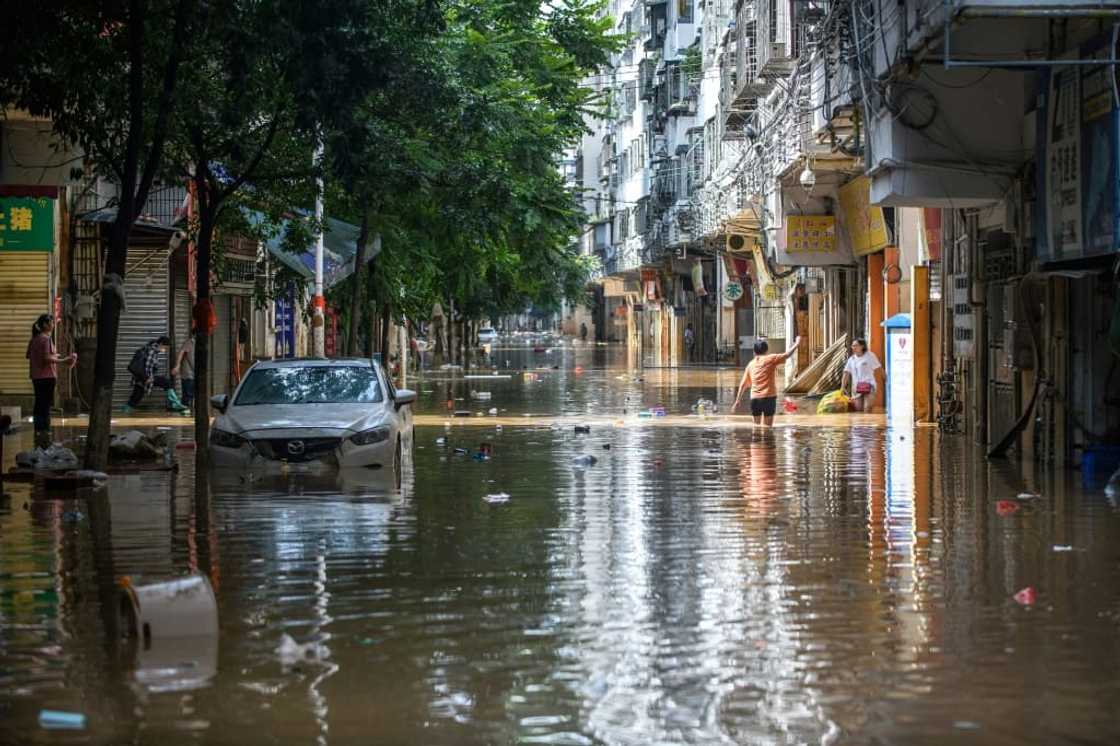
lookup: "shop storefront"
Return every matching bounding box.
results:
[0,191,57,406]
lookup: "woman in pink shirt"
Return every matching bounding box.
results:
[26,314,76,447]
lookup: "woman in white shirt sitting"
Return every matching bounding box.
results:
[842,337,883,413]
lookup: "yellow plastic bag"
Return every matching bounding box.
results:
[817,390,851,414]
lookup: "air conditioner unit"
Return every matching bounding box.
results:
[726,233,750,252]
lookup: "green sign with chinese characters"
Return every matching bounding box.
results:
[0,196,55,251]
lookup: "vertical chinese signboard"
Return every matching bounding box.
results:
[838,176,889,256]
[1038,36,1119,262]
[0,196,55,252]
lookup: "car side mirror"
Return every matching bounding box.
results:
[210,394,229,413]
[394,389,417,409]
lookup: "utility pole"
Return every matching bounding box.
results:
[312,139,326,357]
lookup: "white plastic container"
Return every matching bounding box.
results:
[120,573,218,641]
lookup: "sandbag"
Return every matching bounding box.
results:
[817,390,851,415]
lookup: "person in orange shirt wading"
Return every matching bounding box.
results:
[732,336,802,426]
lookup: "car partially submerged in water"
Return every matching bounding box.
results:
[208,358,415,484]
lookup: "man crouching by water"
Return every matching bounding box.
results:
[732,336,801,427]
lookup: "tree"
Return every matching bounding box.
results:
[168,0,447,469]
[325,0,619,363]
[1,0,194,469]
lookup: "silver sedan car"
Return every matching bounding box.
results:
[208,358,415,485]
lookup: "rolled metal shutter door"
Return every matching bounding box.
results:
[113,249,170,408]
[0,253,51,396]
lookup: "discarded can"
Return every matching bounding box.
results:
[479,442,493,457]
[119,573,218,643]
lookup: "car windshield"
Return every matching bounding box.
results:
[234,366,382,406]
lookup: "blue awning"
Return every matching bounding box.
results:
[245,209,378,288]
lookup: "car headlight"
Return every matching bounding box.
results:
[350,425,391,446]
[210,428,246,448]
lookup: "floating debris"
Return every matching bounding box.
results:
[38,710,86,730]
[995,500,1020,516]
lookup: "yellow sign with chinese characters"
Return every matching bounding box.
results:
[0,197,55,252]
[785,215,837,254]
[837,176,889,256]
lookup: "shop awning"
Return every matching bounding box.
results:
[80,207,182,246]
[245,209,375,289]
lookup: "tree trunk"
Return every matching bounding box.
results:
[380,302,391,361]
[448,300,458,366]
[193,198,214,481]
[84,216,132,469]
[347,211,375,355]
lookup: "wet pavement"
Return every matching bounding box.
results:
[3,338,1120,744]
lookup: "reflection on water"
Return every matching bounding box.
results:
[2,346,1120,744]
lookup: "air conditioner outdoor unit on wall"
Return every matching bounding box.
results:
[726,233,750,252]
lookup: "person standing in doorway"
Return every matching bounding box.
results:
[732,336,802,426]
[27,314,77,448]
[171,328,196,410]
[123,336,187,414]
[842,337,883,412]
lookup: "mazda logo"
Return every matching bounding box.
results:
[286,440,306,456]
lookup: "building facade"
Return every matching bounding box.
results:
[574,0,1120,467]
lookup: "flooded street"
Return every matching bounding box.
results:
[3,342,1120,745]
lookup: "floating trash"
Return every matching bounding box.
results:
[483,493,510,504]
[572,455,598,468]
[276,633,329,665]
[574,425,591,434]
[1013,587,1037,606]
[38,710,86,730]
[995,500,1020,516]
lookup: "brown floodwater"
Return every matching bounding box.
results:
[2,339,1120,745]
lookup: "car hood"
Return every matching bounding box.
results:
[221,403,389,437]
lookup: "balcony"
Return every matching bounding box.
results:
[757,0,796,77]
[666,63,697,116]
[639,58,656,102]
[644,0,668,52]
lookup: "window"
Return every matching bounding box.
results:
[678,0,693,24]
[235,366,383,406]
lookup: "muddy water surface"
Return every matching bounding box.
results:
[2,341,1120,745]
